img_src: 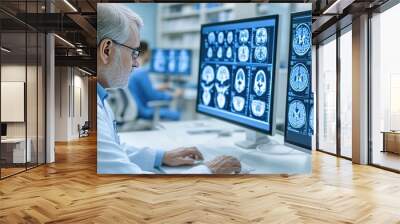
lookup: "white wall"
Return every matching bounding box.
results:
[54,67,89,141]
[72,73,89,138]
[1,65,37,138]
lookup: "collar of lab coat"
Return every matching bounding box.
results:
[97,83,108,104]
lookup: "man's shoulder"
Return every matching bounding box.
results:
[133,67,149,78]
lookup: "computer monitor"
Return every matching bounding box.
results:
[149,48,192,76]
[284,11,313,150]
[196,15,279,148]
[1,123,7,137]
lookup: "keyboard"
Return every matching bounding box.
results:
[195,145,256,174]
[187,128,222,135]
[160,145,256,174]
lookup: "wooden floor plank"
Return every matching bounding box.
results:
[0,134,400,223]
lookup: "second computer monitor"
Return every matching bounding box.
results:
[150,48,192,76]
[284,11,312,150]
[196,15,279,134]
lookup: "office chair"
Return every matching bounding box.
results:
[106,87,168,131]
[78,121,90,138]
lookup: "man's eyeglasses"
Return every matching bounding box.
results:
[111,39,140,59]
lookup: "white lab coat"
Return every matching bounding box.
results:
[97,93,211,174]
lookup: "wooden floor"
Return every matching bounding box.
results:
[1,135,400,223]
[1,167,26,178]
[373,150,400,171]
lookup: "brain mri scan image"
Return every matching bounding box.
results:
[208,32,216,44]
[218,32,224,44]
[201,65,215,106]
[201,83,214,106]
[233,96,245,112]
[153,50,165,72]
[234,68,246,93]
[226,47,232,59]
[227,31,233,44]
[253,70,267,96]
[238,45,249,62]
[288,100,307,129]
[285,11,313,149]
[178,50,189,72]
[207,48,213,58]
[254,46,267,62]
[215,84,229,108]
[198,16,278,134]
[202,65,215,84]
[239,29,249,43]
[251,100,265,117]
[150,49,191,75]
[215,66,230,109]
[217,47,223,58]
[167,51,176,72]
[289,63,309,92]
[216,65,230,83]
[293,23,311,56]
[255,27,268,44]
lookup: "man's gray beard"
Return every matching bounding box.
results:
[100,48,132,88]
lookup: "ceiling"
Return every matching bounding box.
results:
[311,0,391,43]
[0,0,395,74]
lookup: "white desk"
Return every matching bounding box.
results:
[1,138,31,163]
[119,119,311,174]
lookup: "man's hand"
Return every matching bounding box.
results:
[163,147,204,166]
[173,88,184,98]
[156,83,171,91]
[205,156,241,174]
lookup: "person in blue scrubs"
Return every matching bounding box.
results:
[128,41,180,121]
[96,4,241,174]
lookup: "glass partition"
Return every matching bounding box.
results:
[370,3,400,171]
[1,30,28,177]
[317,35,337,155]
[339,26,352,158]
[0,0,46,179]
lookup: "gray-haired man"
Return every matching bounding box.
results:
[97,4,241,174]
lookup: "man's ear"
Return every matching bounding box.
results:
[99,39,113,65]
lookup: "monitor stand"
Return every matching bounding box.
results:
[235,130,278,149]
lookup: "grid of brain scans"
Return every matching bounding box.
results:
[285,11,313,149]
[150,49,192,75]
[197,16,278,132]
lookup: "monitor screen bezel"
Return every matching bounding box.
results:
[284,10,312,150]
[149,48,193,76]
[195,15,279,135]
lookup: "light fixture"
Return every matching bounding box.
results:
[63,0,78,12]
[322,0,353,15]
[1,47,11,53]
[54,34,75,48]
[78,67,93,76]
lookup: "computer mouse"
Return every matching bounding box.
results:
[183,156,204,165]
[192,160,204,165]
